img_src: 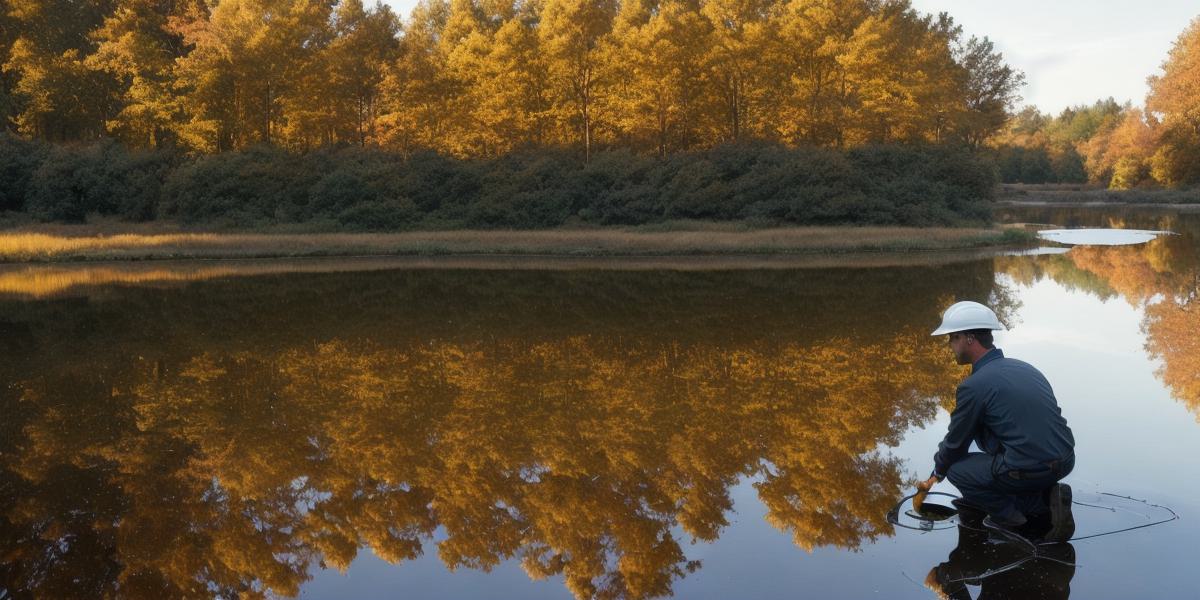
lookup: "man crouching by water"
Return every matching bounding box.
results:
[916,301,1076,543]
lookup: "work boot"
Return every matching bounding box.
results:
[951,498,987,526]
[1043,483,1075,543]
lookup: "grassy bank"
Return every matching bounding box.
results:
[998,183,1200,205]
[0,223,1034,263]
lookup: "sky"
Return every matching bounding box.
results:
[909,0,1198,115]
[379,0,1199,117]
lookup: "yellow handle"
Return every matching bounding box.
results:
[913,488,929,513]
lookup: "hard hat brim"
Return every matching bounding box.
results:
[930,323,1006,336]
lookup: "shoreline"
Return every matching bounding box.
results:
[0,225,1034,263]
[997,199,1200,210]
[997,184,1200,208]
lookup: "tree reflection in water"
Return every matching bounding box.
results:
[1,265,1007,599]
[997,209,1200,419]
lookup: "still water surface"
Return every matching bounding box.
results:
[1,206,1197,599]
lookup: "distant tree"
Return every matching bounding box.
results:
[953,35,1024,148]
[1079,107,1157,188]
[1052,98,1124,148]
[1147,17,1200,186]
[1051,145,1087,183]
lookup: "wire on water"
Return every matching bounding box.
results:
[887,490,1180,544]
[1049,492,1180,544]
[887,489,1181,585]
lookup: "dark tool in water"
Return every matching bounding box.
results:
[905,501,958,522]
[888,491,961,532]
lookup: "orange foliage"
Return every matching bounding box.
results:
[1,329,960,598]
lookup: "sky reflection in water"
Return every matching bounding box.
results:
[1,208,1198,599]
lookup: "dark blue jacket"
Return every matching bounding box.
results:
[934,348,1074,478]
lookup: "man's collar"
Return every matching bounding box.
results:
[972,347,1004,374]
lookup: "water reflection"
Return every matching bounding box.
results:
[997,207,1200,418]
[925,524,1075,600]
[0,266,1006,599]
[3,213,1197,599]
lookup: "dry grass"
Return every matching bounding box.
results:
[0,224,1030,263]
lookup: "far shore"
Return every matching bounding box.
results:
[0,222,1035,263]
[998,183,1200,207]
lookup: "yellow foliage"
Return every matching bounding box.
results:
[1,321,962,598]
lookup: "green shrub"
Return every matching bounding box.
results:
[847,144,994,226]
[162,145,313,225]
[0,133,48,212]
[6,138,998,229]
[337,198,418,230]
[26,140,172,222]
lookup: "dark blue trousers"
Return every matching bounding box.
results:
[946,452,1074,522]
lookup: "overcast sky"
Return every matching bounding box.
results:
[379,0,1199,116]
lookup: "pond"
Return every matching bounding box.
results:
[1,205,1197,599]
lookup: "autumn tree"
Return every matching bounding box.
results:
[700,0,775,143]
[606,0,714,155]
[283,0,401,147]
[1079,107,1158,188]
[0,0,1034,157]
[171,0,334,151]
[838,3,965,145]
[539,0,619,162]
[436,0,548,156]
[4,0,118,140]
[87,0,200,148]
[771,0,869,146]
[1,7,21,130]
[376,0,453,154]
[475,3,553,151]
[1147,17,1200,186]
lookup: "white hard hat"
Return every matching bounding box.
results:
[930,301,1005,336]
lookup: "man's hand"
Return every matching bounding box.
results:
[913,475,939,512]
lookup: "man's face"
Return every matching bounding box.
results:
[947,332,972,365]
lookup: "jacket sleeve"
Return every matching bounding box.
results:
[933,383,985,479]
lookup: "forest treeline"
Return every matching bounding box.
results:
[0,0,1022,157]
[0,135,994,228]
[993,18,1200,189]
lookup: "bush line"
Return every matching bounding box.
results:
[1,135,998,231]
